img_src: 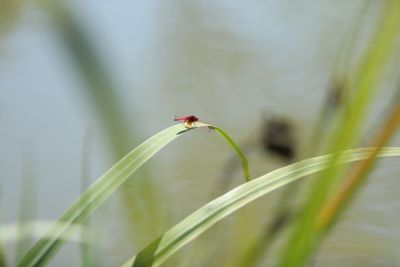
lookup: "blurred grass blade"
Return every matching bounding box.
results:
[122,147,400,267]
[0,251,5,267]
[239,4,376,264]
[44,0,132,158]
[316,99,400,230]
[18,123,248,267]
[80,131,94,267]
[42,0,165,242]
[0,221,93,243]
[278,1,400,266]
[0,233,6,267]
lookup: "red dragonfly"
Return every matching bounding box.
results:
[174,115,199,127]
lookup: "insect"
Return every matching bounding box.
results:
[174,115,199,128]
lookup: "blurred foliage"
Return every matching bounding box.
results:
[279,0,400,266]
[0,0,23,36]
[41,0,168,246]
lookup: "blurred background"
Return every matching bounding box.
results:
[1,0,400,266]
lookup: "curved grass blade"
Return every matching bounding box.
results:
[17,124,188,267]
[123,147,400,267]
[210,126,250,181]
[18,122,249,267]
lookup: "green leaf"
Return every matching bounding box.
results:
[17,124,187,267]
[18,123,249,267]
[122,147,400,267]
[278,1,400,266]
[211,127,250,181]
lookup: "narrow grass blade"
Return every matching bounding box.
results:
[123,147,400,267]
[42,0,165,243]
[278,1,400,266]
[43,0,132,158]
[208,125,250,181]
[0,243,6,267]
[18,122,248,267]
[17,124,187,267]
[316,100,400,230]
[80,131,93,267]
